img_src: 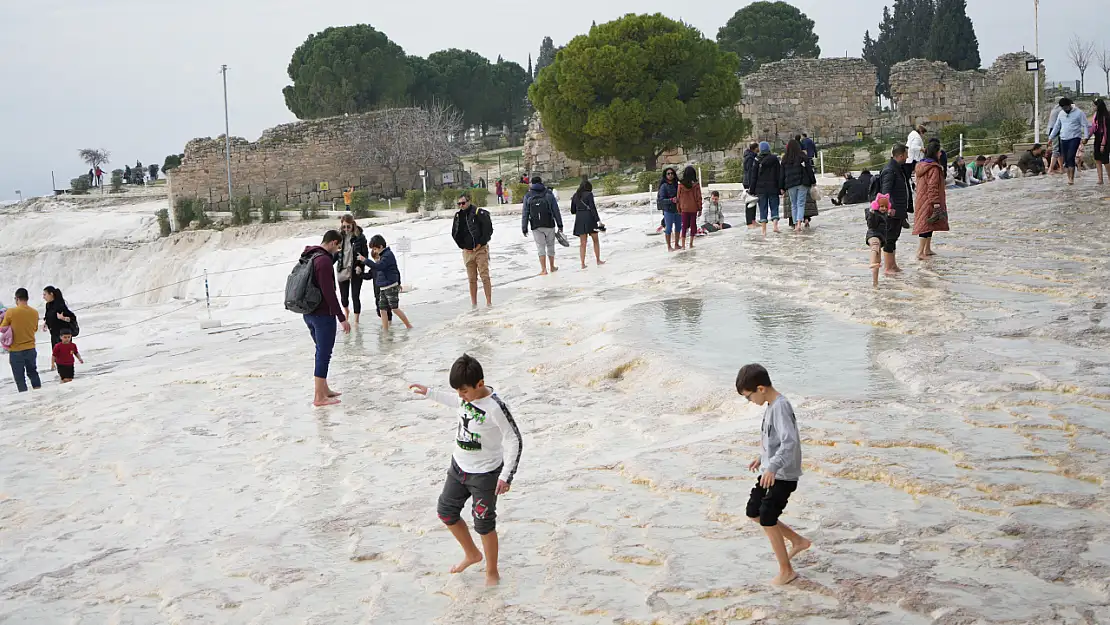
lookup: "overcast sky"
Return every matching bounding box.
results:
[2,0,1106,200]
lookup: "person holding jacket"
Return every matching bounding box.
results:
[301,231,351,407]
[878,144,913,275]
[913,141,949,260]
[521,176,564,275]
[657,167,681,251]
[779,139,815,233]
[752,142,783,236]
[452,193,494,309]
[676,165,702,249]
[42,286,76,348]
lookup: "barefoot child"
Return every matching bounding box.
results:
[410,354,523,586]
[866,193,895,287]
[50,328,84,383]
[737,363,810,586]
[361,235,413,331]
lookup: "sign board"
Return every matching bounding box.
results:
[441,172,455,185]
[318,181,330,191]
[396,236,412,254]
[1025,59,1042,72]
[419,170,426,178]
[856,131,864,141]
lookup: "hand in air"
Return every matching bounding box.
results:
[748,458,760,473]
[409,383,428,396]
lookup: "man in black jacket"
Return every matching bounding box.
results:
[831,171,873,206]
[452,193,494,308]
[878,144,913,275]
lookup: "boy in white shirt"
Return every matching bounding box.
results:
[410,354,522,586]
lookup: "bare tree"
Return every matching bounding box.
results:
[1067,35,1095,93]
[1098,47,1110,95]
[78,148,110,170]
[354,105,465,196]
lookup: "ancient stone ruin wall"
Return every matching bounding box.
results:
[170,111,445,209]
[740,58,879,146]
[891,52,1035,128]
[521,115,622,181]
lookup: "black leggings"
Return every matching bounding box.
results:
[919,232,933,239]
[339,276,363,315]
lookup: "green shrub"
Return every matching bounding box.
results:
[195,201,213,228]
[636,170,659,192]
[721,159,744,184]
[349,190,371,218]
[825,146,856,176]
[510,183,529,205]
[70,176,90,195]
[309,203,321,220]
[601,174,622,196]
[232,196,253,226]
[867,141,889,166]
[998,119,1027,152]
[259,198,281,223]
[300,204,310,220]
[156,208,171,237]
[441,187,461,211]
[939,124,969,155]
[110,169,124,193]
[174,197,196,230]
[405,190,423,212]
[468,187,489,207]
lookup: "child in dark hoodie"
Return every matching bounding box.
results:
[361,235,413,331]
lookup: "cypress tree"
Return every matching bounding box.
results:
[927,0,980,70]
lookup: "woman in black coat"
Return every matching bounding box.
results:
[571,180,605,269]
[42,285,76,348]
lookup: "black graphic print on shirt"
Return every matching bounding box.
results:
[457,402,488,451]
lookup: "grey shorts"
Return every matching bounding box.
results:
[532,227,556,257]
[377,284,400,310]
[437,459,502,535]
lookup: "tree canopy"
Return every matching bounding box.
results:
[535,36,557,78]
[716,1,820,76]
[282,25,411,119]
[863,0,980,99]
[283,25,529,133]
[529,13,747,171]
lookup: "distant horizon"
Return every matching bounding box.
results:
[2,0,1106,200]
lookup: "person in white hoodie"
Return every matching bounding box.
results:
[410,354,523,587]
[906,124,926,164]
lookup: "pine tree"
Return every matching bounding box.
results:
[927,0,980,71]
[535,36,556,78]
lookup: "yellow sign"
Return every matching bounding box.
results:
[318,181,330,191]
[856,131,864,141]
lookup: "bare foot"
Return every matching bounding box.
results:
[539,271,548,276]
[891,265,903,273]
[581,263,588,269]
[551,266,558,273]
[926,250,937,256]
[884,269,899,276]
[313,398,341,407]
[788,538,812,559]
[485,571,500,586]
[770,571,798,586]
[917,254,927,260]
[450,552,483,574]
[327,390,342,398]
[597,260,606,265]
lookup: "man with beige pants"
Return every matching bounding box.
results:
[452,193,494,308]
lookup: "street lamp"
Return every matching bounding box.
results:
[1033,0,1041,143]
[15,190,22,202]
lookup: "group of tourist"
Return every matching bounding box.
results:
[735,137,821,237]
[2,286,83,392]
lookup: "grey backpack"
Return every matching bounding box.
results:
[284,252,324,314]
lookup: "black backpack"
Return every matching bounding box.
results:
[867,173,882,202]
[528,192,555,229]
[284,251,325,314]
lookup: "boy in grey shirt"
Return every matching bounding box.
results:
[737,363,810,585]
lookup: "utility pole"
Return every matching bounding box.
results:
[221,64,233,205]
[1030,0,1038,144]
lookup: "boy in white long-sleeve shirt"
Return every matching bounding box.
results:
[737,363,810,586]
[410,354,522,586]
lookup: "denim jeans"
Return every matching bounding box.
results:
[9,349,41,392]
[663,210,682,234]
[757,194,780,223]
[303,314,337,379]
[787,186,808,224]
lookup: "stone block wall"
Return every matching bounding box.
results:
[521,115,622,181]
[169,110,451,209]
[740,58,879,146]
[891,52,1036,128]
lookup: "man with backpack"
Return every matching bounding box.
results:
[521,176,564,276]
[287,230,350,407]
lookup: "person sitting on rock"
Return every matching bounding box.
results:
[1017,144,1047,176]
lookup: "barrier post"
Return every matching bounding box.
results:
[959,134,964,157]
[200,269,222,329]
[820,151,825,176]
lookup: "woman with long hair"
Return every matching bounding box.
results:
[571,179,605,269]
[657,167,680,251]
[676,166,702,249]
[1089,98,1109,185]
[912,140,949,260]
[336,215,369,325]
[780,139,813,233]
[42,286,76,348]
